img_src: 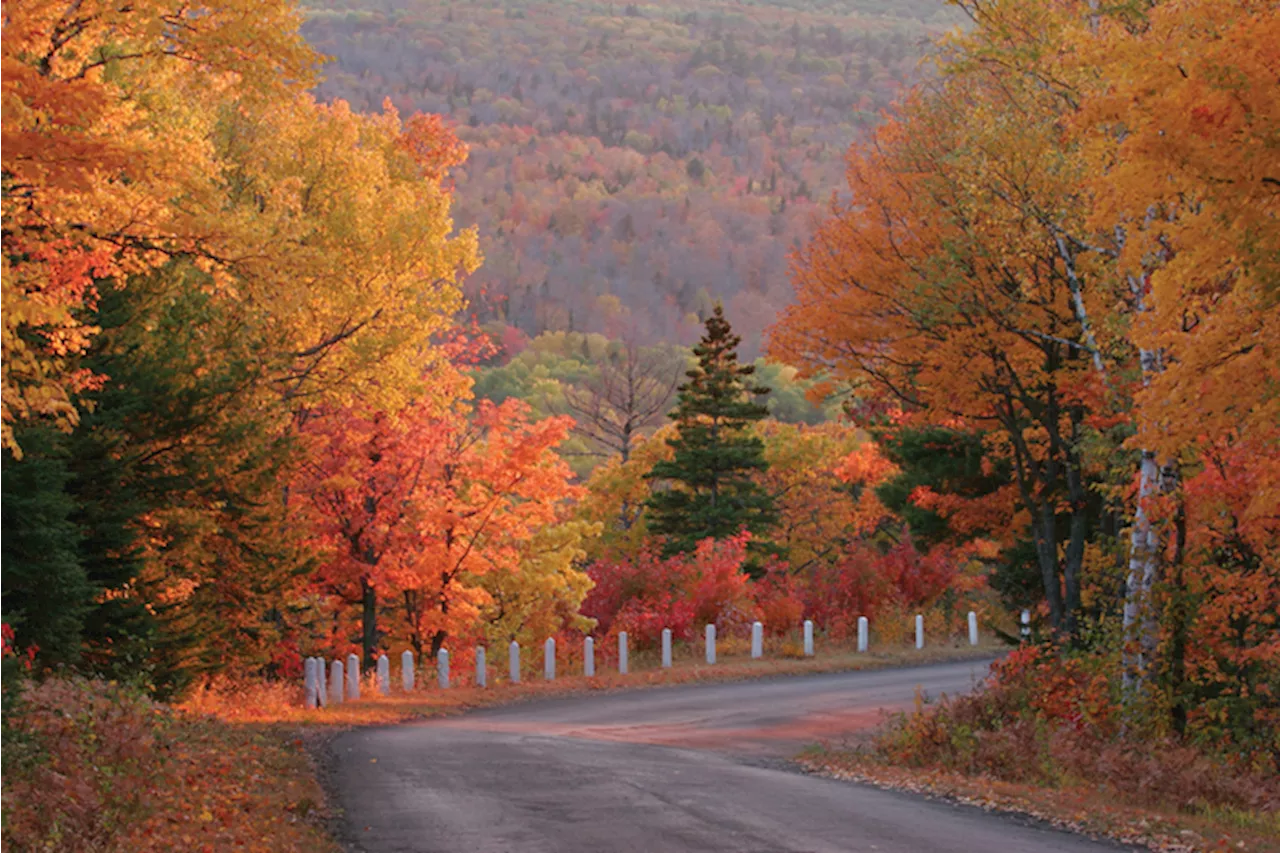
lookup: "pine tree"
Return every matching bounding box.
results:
[645,305,777,569]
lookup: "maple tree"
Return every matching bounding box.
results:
[1,0,316,453]
[294,390,589,665]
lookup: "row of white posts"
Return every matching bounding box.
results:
[304,611,984,707]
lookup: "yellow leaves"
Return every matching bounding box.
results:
[2,0,481,455]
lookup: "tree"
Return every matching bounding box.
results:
[295,392,588,665]
[646,305,777,565]
[389,399,585,659]
[561,337,684,462]
[1,0,316,454]
[770,71,1116,636]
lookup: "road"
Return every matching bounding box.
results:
[330,659,1135,852]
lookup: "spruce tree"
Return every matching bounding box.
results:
[645,305,777,567]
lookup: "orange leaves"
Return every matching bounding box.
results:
[295,390,586,657]
[1,0,317,453]
[397,109,469,182]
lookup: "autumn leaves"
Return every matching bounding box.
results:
[772,0,1278,743]
[1,1,480,689]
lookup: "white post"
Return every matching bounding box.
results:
[661,628,672,668]
[705,624,716,665]
[618,632,629,675]
[857,616,869,652]
[509,641,521,684]
[304,657,318,708]
[584,637,595,677]
[347,653,361,699]
[476,646,487,688]
[544,637,556,681]
[915,614,924,650]
[401,650,415,692]
[437,648,450,689]
[376,654,390,696]
[751,621,763,659]
[803,620,814,657]
[1021,609,1031,641]
[329,659,344,705]
[968,611,979,646]
[316,657,327,704]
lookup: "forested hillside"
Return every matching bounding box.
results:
[300,0,955,353]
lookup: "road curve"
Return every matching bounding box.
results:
[331,660,1135,853]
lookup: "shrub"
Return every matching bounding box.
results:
[870,644,1280,816]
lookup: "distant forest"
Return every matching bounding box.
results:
[301,0,955,355]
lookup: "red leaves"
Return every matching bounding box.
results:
[294,392,582,657]
[397,109,468,182]
[582,532,757,647]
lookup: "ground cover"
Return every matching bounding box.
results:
[797,647,1280,853]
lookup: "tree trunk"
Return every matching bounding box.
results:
[361,576,378,673]
[1033,501,1065,630]
[1122,448,1166,693]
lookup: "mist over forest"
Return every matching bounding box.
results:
[301,0,957,356]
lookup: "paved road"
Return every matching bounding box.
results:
[331,660,1134,852]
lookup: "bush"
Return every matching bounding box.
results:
[871,645,1280,816]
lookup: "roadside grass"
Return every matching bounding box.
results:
[1,678,339,853]
[791,651,1280,853]
[799,747,1280,853]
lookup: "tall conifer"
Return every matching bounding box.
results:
[645,305,777,567]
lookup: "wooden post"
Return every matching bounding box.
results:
[316,657,327,704]
[401,650,415,692]
[347,653,361,699]
[437,648,450,689]
[304,657,318,709]
[376,654,390,696]
[329,659,344,705]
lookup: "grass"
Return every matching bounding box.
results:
[800,747,1280,853]
[1,677,339,853]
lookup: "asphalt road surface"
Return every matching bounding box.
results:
[331,659,1135,853]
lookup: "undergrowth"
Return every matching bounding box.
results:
[1,677,337,853]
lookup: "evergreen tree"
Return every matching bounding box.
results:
[1,427,91,666]
[645,305,777,568]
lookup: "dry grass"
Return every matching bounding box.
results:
[802,749,1280,853]
[2,678,338,853]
